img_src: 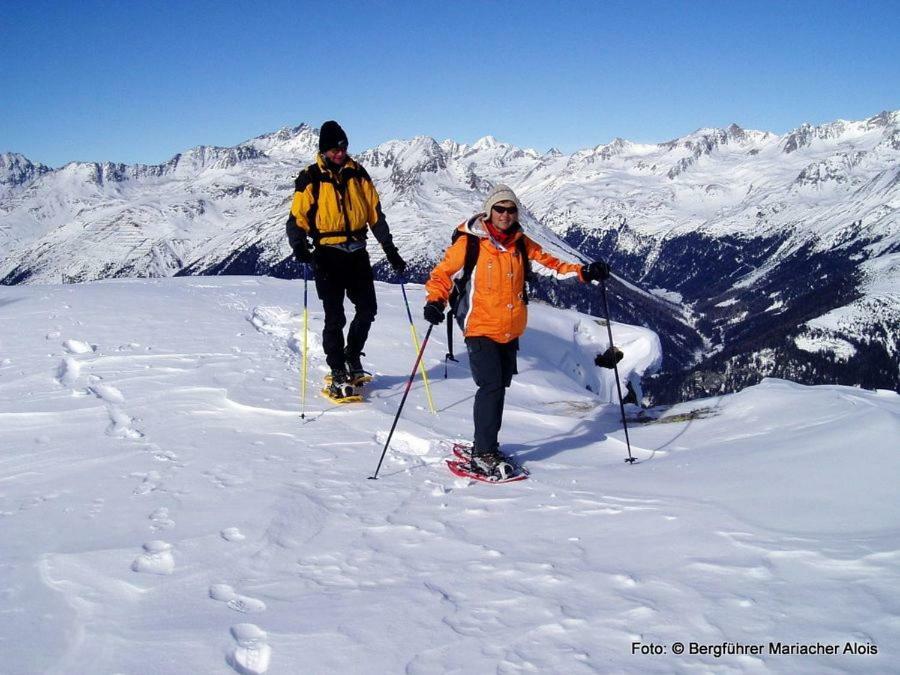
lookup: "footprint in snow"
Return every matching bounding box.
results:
[131,541,175,575]
[88,382,125,404]
[131,471,161,495]
[248,306,296,339]
[210,584,267,613]
[612,573,638,588]
[203,468,247,489]
[88,498,105,518]
[151,448,180,463]
[149,507,175,530]
[78,376,144,439]
[56,357,81,387]
[221,527,246,542]
[105,406,143,439]
[62,339,95,354]
[374,430,432,462]
[227,623,272,675]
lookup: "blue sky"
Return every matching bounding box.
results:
[2,0,898,167]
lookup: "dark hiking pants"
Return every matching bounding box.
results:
[466,336,518,452]
[314,247,378,371]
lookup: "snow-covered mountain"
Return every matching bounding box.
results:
[2,112,898,401]
[1,277,897,673]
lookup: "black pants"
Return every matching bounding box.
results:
[314,247,378,371]
[466,336,518,452]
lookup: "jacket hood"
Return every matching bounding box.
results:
[459,213,524,242]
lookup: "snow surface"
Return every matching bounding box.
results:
[1,277,898,674]
[794,335,858,360]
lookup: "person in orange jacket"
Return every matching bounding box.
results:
[423,184,610,478]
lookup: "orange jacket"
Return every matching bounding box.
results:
[426,216,586,343]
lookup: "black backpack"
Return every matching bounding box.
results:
[444,222,531,372]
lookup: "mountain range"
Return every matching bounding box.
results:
[2,111,898,402]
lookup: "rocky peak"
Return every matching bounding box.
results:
[472,135,502,151]
[598,137,631,160]
[0,153,51,187]
[163,144,264,174]
[865,110,900,130]
[726,123,746,142]
[781,118,866,154]
[245,123,319,159]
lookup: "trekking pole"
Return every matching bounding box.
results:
[443,312,458,379]
[369,324,434,480]
[400,279,436,415]
[598,278,636,464]
[300,263,310,420]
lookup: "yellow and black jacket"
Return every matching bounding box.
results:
[286,154,393,249]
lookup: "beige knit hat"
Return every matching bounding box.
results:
[483,184,521,216]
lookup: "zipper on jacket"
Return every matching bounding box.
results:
[335,165,354,211]
[511,249,521,301]
[505,250,517,307]
[332,174,344,214]
[343,176,353,210]
[334,173,353,240]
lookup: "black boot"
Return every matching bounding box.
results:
[469,446,515,480]
[328,369,354,399]
[345,348,368,382]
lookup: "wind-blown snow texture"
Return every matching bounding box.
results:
[2,111,898,400]
[1,277,897,674]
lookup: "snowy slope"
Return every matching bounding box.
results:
[1,111,898,398]
[3,112,896,283]
[0,126,319,283]
[1,278,898,674]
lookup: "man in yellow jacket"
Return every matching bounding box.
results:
[423,184,610,478]
[286,121,406,398]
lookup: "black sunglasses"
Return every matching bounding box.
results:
[492,204,518,215]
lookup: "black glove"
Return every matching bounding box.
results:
[423,301,445,325]
[595,346,624,369]
[384,246,406,274]
[293,241,313,264]
[582,260,611,282]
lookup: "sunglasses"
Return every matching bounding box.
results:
[491,204,518,215]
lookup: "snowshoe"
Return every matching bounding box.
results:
[445,442,528,483]
[320,370,363,404]
[324,371,373,386]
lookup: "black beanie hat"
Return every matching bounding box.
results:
[319,120,348,153]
